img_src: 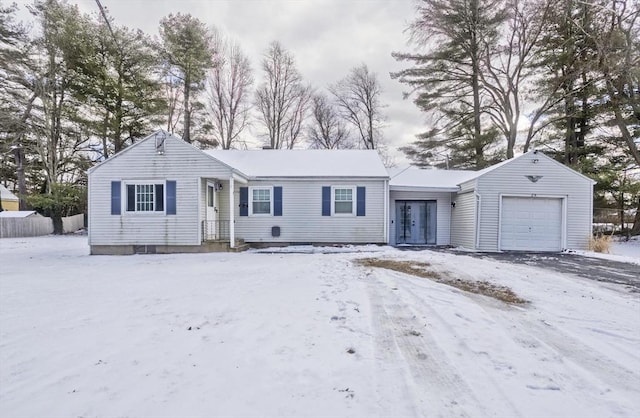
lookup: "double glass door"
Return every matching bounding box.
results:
[396,201,437,245]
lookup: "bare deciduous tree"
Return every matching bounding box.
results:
[329,64,384,150]
[590,0,640,166]
[163,71,183,135]
[307,93,351,149]
[205,37,253,149]
[481,0,552,158]
[255,41,311,149]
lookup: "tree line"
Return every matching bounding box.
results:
[0,0,385,230]
[393,0,639,235]
[1,0,637,236]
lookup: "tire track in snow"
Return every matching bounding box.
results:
[497,312,640,401]
[385,264,639,417]
[365,268,491,418]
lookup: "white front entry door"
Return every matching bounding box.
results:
[500,197,563,251]
[205,182,217,239]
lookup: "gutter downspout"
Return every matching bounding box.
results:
[475,192,481,250]
[229,176,235,249]
[384,179,389,244]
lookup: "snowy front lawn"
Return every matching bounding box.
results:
[1,236,638,418]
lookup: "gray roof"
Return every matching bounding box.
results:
[388,167,477,191]
[0,210,38,218]
[204,149,389,178]
[0,185,18,201]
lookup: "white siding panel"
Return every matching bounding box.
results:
[388,190,452,245]
[230,179,386,243]
[451,192,476,249]
[476,153,593,251]
[89,137,233,246]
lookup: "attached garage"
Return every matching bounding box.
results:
[500,196,563,251]
[451,151,595,252]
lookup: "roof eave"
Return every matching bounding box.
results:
[389,185,460,192]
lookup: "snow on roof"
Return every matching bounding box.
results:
[204,149,389,178]
[389,167,478,191]
[0,210,38,218]
[0,185,19,201]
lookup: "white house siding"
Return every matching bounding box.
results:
[388,190,452,245]
[218,178,386,244]
[474,153,593,251]
[450,191,476,249]
[89,137,232,246]
[458,179,477,194]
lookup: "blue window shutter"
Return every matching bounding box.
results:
[274,186,282,216]
[322,186,331,216]
[126,185,135,211]
[166,180,176,215]
[110,181,121,215]
[155,184,164,212]
[357,186,366,216]
[239,187,248,216]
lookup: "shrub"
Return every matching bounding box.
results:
[589,234,612,253]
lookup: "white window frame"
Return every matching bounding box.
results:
[249,186,273,216]
[332,185,356,216]
[123,180,166,214]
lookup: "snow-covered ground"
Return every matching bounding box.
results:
[1,236,639,418]
[611,236,640,258]
[572,235,640,265]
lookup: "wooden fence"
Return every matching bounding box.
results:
[62,213,85,234]
[0,213,85,238]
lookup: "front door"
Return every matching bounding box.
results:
[395,201,437,245]
[205,182,217,239]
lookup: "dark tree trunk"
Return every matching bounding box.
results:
[630,198,640,237]
[183,74,191,143]
[13,147,27,210]
[52,215,63,235]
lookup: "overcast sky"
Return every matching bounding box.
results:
[16,0,427,163]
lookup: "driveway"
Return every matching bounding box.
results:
[421,248,640,292]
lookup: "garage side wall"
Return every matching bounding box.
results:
[451,191,477,249]
[475,153,593,251]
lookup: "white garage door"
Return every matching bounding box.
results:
[500,197,563,251]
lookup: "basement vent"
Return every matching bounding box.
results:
[134,245,156,254]
[271,226,281,237]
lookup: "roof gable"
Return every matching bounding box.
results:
[467,151,596,185]
[87,130,242,177]
[0,185,18,201]
[388,151,595,191]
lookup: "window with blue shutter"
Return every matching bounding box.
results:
[356,186,366,216]
[239,187,248,216]
[111,181,121,215]
[166,180,176,215]
[322,186,331,216]
[121,180,171,213]
[274,186,283,216]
